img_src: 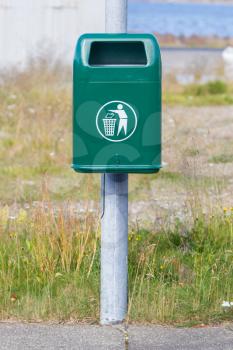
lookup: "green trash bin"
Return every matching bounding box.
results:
[72,33,162,173]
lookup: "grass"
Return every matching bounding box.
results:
[129,211,233,325]
[1,64,229,205]
[0,62,233,324]
[0,62,100,204]
[0,67,229,205]
[0,205,100,321]
[0,205,233,324]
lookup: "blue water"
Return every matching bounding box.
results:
[128,2,233,37]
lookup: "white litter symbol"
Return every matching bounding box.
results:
[108,104,128,136]
[96,100,137,142]
[103,112,117,136]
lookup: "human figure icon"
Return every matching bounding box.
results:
[109,104,128,136]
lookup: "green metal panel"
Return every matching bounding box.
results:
[72,33,162,173]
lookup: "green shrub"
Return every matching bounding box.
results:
[207,80,228,95]
[185,80,228,97]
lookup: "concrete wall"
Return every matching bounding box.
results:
[0,0,105,68]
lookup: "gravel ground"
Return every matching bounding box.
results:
[2,105,232,230]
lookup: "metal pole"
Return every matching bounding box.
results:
[105,0,128,33]
[100,0,128,325]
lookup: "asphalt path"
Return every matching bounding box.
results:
[0,323,233,349]
[161,47,223,79]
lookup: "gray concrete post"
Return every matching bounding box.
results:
[100,0,128,325]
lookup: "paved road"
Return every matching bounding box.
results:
[0,323,233,349]
[161,47,224,82]
[129,325,233,350]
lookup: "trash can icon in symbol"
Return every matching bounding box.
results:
[103,112,117,136]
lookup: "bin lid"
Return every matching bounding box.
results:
[74,33,162,82]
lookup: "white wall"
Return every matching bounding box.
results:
[0,0,105,68]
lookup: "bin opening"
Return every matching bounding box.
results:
[89,41,147,66]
